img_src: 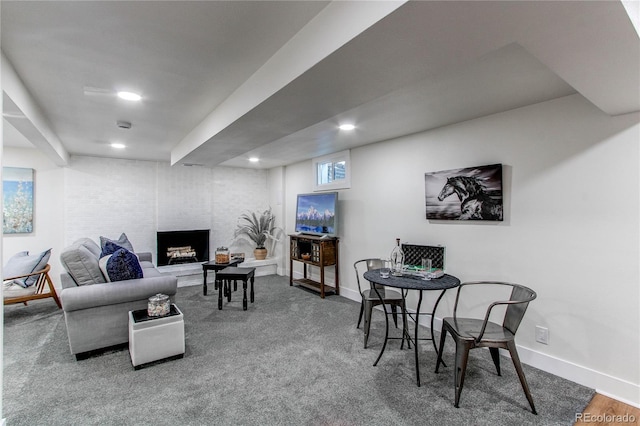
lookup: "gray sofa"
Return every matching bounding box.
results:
[59,238,177,359]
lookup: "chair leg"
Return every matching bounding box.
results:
[391,304,398,328]
[507,340,537,415]
[454,340,471,408]
[489,347,501,376]
[357,303,364,329]
[45,273,62,309]
[363,300,373,349]
[435,326,448,373]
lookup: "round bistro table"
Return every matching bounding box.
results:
[363,269,460,387]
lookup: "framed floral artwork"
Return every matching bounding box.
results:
[3,167,34,234]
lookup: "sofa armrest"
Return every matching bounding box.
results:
[61,275,177,312]
[136,252,153,263]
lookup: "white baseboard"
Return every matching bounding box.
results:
[336,286,639,407]
[517,346,640,408]
[239,257,278,277]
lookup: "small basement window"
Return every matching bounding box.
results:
[312,150,351,191]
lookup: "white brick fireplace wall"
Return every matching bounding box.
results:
[63,155,271,265]
[63,157,157,251]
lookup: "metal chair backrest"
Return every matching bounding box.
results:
[453,281,537,339]
[504,284,537,335]
[353,258,384,293]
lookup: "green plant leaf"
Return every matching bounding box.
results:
[233,207,281,249]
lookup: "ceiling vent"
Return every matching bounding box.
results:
[116,120,132,129]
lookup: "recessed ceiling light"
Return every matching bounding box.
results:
[339,124,356,131]
[117,91,141,101]
[111,143,126,149]
[248,157,259,163]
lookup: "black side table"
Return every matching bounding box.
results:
[215,267,256,310]
[202,259,242,295]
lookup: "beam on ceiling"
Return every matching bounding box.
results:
[170,0,406,166]
[1,51,69,166]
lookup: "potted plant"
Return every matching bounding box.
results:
[233,207,280,260]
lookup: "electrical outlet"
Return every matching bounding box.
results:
[535,326,549,345]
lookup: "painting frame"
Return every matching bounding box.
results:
[425,163,503,221]
[3,167,35,234]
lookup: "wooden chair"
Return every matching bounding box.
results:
[3,264,61,308]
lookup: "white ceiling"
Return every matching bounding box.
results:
[2,1,639,169]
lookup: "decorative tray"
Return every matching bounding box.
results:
[399,265,444,279]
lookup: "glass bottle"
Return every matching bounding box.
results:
[390,238,405,276]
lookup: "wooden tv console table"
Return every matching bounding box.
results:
[289,234,339,298]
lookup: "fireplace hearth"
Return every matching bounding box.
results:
[157,230,209,267]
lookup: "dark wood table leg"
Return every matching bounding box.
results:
[218,279,223,310]
[250,275,255,303]
[226,280,232,302]
[203,269,208,295]
[289,258,293,286]
[243,279,248,310]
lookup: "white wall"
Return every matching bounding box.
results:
[283,94,640,405]
[63,156,158,255]
[157,162,213,232]
[210,166,271,255]
[267,166,286,274]
[2,147,65,282]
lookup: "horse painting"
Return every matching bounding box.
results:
[437,175,503,220]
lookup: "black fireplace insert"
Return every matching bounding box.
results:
[156,229,210,266]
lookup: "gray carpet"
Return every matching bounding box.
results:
[3,274,593,425]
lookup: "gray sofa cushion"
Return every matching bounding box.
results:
[77,237,101,258]
[60,238,106,286]
[141,262,162,278]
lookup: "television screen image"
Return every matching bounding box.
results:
[295,192,338,236]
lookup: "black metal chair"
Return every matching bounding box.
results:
[353,258,407,348]
[435,281,537,414]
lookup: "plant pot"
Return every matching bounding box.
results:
[254,248,267,260]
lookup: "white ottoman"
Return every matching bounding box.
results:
[128,304,185,369]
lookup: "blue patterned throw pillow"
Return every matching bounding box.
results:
[100,240,125,258]
[104,248,143,282]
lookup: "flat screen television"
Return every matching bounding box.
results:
[294,192,338,237]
